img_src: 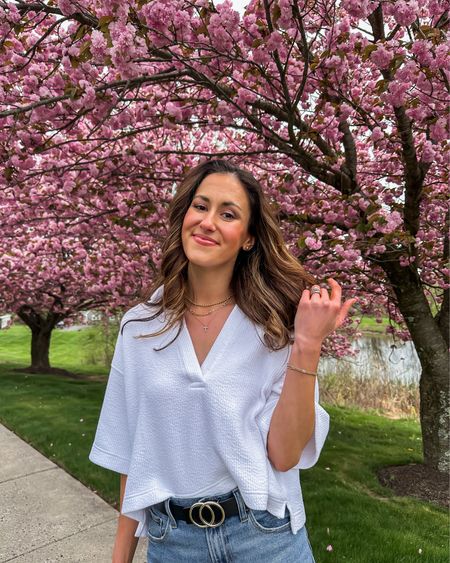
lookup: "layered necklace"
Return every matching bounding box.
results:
[185,294,234,333]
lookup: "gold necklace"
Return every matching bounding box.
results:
[186,298,233,317]
[185,294,233,308]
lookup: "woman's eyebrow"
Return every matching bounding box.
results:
[194,194,242,210]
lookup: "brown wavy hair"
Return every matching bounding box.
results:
[122,158,318,350]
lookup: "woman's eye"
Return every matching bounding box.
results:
[193,204,235,220]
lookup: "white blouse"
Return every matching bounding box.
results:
[89,287,330,536]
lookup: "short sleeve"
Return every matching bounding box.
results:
[257,369,330,471]
[88,323,131,475]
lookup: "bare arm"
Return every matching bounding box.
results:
[267,342,319,471]
[111,474,139,563]
[268,278,356,471]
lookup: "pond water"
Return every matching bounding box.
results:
[319,333,421,386]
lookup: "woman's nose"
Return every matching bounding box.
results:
[199,213,216,231]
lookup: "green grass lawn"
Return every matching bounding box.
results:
[351,313,406,336]
[0,324,111,375]
[0,324,448,562]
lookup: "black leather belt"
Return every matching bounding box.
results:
[154,496,241,528]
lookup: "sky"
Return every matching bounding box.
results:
[230,0,249,14]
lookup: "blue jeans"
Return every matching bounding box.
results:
[146,487,316,562]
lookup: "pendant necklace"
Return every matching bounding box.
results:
[192,315,212,333]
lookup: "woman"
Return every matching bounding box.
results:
[89,159,358,562]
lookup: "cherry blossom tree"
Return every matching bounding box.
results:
[0,171,169,372]
[0,230,149,373]
[0,0,448,472]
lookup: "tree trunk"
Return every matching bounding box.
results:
[379,257,449,472]
[30,328,52,371]
[16,306,61,373]
[420,368,449,472]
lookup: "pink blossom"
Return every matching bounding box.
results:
[251,48,271,65]
[305,237,322,250]
[266,31,283,53]
[4,3,21,23]
[376,210,403,233]
[11,52,27,65]
[324,54,342,69]
[337,15,351,35]
[339,103,353,121]
[358,198,371,211]
[392,1,419,26]
[63,180,75,193]
[58,0,77,16]
[411,40,433,66]
[207,2,240,52]
[400,255,416,266]
[342,0,372,19]
[370,44,393,69]
[433,44,450,71]
[235,88,257,108]
[420,140,436,163]
[278,0,293,27]
[324,211,338,222]
[350,86,362,99]
[166,102,183,121]
[430,117,448,142]
[91,30,107,58]
[385,81,409,107]
[371,127,384,142]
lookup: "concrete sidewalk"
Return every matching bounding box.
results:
[0,424,147,562]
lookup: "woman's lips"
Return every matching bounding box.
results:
[192,234,219,246]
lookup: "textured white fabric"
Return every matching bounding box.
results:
[89,287,330,536]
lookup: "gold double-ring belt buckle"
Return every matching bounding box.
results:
[188,500,226,528]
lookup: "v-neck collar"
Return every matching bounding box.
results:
[178,304,244,381]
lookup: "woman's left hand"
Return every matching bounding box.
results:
[294,277,358,347]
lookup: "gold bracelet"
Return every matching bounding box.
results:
[287,363,317,377]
